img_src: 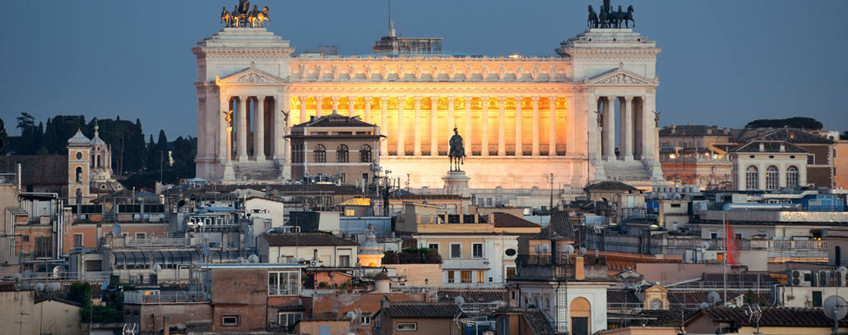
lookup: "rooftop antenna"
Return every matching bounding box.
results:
[387,0,395,37]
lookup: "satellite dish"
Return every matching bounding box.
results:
[455,296,465,306]
[154,264,162,273]
[12,273,21,282]
[34,283,45,292]
[47,282,61,292]
[707,291,722,305]
[563,245,575,255]
[700,241,710,249]
[112,224,122,236]
[824,296,848,321]
[237,257,246,263]
[578,247,587,256]
[839,266,848,273]
[346,311,357,320]
[700,302,710,309]
[100,281,110,290]
[248,254,259,263]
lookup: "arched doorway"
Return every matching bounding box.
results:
[570,297,591,335]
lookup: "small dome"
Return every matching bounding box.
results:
[68,129,91,146]
[90,123,106,146]
[358,230,383,255]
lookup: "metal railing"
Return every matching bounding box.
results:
[124,291,209,304]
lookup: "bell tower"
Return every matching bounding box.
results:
[67,129,92,205]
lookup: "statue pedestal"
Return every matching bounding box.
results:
[442,170,471,197]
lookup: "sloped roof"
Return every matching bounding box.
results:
[437,289,506,303]
[67,129,90,146]
[262,232,358,247]
[381,302,462,318]
[493,212,540,228]
[0,155,67,186]
[522,309,556,335]
[659,125,729,137]
[293,113,375,128]
[736,127,833,144]
[584,181,638,192]
[692,307,848,327]
[731,140,808,153]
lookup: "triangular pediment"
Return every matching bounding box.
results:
[586,67,657,86]
[216,67,286,86]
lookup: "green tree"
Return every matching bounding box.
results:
[745,117,823,130]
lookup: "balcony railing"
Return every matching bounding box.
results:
[124,291,209,304]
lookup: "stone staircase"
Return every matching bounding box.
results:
[601,160,651,181]
[233,161,282,181]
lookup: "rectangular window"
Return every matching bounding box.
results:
[35,237,51,258]
[339,255,350,267]
[340,173,346,183]
[450,243,462,259]
[360,315,372,325]
[135,232,146,240]
[506,267,516,279]
[461,270,472,283]
[345,209,355,216]
[447,271,455,283]
[477,271,485,283]
[73,233,83,248]
[21,235,29,242]
[710,232,719,240]
[268,271,301,296]
[222,315,239,326]
[813,291,823,307]
[428,243,439,252]
[472,243,484,258]
[397,322,417,331]
[278,312,302,330]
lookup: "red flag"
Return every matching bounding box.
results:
[726,220,739,265]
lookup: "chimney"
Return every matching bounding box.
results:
[488,213,495,224]
[16,163,21,192]
[759,143,764,152]
[779,143,786,152]
[575,256,585,280]
[671,125,676,134]
[313,249,319,261]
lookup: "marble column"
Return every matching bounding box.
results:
[481,97,489,156]
[380,97,389,156]
[348,96,355,117]
[413,97,422,156]
[515,97,523,156]
[622,96,633,161]
[219,95,230,163]
[397,96,405,156]
[549,96,557,156]
[236,96,248,161]
[605,97,615,161]
[316,96,324,117]
[532,97,540,156]
[273,95,285,160]
[254,96,265,161]
[332,96,339,114]
[447,97,456,137]
[299,96,307,124]
[430,96,438,156]
[364,97,372,123]
[464,96,472,155]
[498,96,506,156]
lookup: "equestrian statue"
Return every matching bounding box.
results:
[448,127,466,172]
[587,0,634,29]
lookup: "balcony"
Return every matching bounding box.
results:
[124,291,209,304]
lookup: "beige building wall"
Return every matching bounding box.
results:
[835,140,848,189]
[386,263,443,286]
[33,299,82,335]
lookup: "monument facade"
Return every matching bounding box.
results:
[194,1,663,191]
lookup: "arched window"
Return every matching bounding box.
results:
[96,155,101,168]
[786,165,799,188]
[313,144,326,163]
[360,144,372,163]
[765,165,779,190]
[75,188,83,204]
[337,144,349,163]
[745,166,759,190]
[75,167,83,183]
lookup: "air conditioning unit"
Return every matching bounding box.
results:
[791,270,813,287]
[309,260,323,267]
[819,271,832,287]
[836,271,847,287]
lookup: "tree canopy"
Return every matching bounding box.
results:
[745,117,823,130]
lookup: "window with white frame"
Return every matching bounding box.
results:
[745,165,759,190]
[765,165,779,190]
[786,165,799,188]
[397,322,417,331]
[450,243,462,259]
[222,315,239,326]
[268,270,300,296]
[427,243,439,252]
[360,315,372,325]
[278,312,302,330]
[73,233,83,248]
[472,243,483,258]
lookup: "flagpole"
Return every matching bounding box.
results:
[723,210,728,306]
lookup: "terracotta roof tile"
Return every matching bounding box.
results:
[695,307,848,327]
[262,232,358,247]
[382,302,462,318]
[493,212,540,228]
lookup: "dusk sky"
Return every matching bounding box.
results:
[2,0,846,138]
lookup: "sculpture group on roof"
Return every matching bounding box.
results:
[221,0,270,28]
[588,0,634,29]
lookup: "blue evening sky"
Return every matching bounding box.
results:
[1,0,846,137]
